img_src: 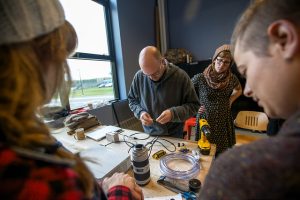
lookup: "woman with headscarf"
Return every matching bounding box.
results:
[191,44,242,156]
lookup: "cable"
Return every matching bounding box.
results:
[145,137,176,152]
[119,134,138,148]
[154,138,177,152]
[101,140,135,147]
[144,136,158,146]
[160,153,200,180]
[145,136,158,159]
[112,134,177,158]
[129,132,151,140]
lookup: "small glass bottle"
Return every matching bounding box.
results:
[186,54,190,64]
[189,55,193,63]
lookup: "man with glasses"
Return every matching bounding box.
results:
[128,46,200,138]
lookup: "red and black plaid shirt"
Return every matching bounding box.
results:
[0,144,133,200]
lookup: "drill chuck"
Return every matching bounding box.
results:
[201,125,210,136]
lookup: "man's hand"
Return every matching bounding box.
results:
[140,112,154,126]
[156,109,172,124]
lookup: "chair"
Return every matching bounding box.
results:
[183,117,197,140]
[111,99,144,132]
[234,111,269,132]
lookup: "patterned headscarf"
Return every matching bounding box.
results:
[204,44,233,89]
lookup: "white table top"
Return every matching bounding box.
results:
[51,125,216,199]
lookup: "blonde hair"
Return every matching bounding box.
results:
[0,21,95,198]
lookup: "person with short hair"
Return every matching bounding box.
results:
[200,0,300,199]
[128,46,200,138]
[0,0,142,199]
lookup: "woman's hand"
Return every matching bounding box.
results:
[102,172,144,200]
[198,105,206,114]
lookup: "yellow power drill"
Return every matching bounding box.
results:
[196,113,211,155]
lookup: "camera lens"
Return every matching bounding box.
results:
[131,144,151,186]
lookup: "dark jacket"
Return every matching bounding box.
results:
[200,110,300,199]
[128,63,200,137]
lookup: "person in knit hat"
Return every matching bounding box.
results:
[191,44,242,156]
[0,0,143,199]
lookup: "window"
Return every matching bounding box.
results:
[51,0,117,110]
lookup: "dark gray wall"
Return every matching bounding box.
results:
[112,0,250,96]
[91,0,251,125]
[167,0,250,60]
[111,0,156,98]
[90,0,156,126]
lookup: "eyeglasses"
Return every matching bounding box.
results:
[146,60,165,79]
[216,57,231,66]
[148,65,162,78]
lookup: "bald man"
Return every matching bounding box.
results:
[128,46,200,138]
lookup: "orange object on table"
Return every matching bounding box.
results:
[184,117,197,140]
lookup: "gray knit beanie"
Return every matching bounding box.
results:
[212,44,232,61]
[0,0,65,45]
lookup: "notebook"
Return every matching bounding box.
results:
[85,126,122,141]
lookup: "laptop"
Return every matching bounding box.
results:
[85,126,122,141]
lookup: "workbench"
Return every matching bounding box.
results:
[51,126,216,199]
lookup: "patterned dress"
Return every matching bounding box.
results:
[191,73,240,154]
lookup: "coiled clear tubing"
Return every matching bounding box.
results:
[160,153,200,180]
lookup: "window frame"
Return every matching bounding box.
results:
[64,0,119,110]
